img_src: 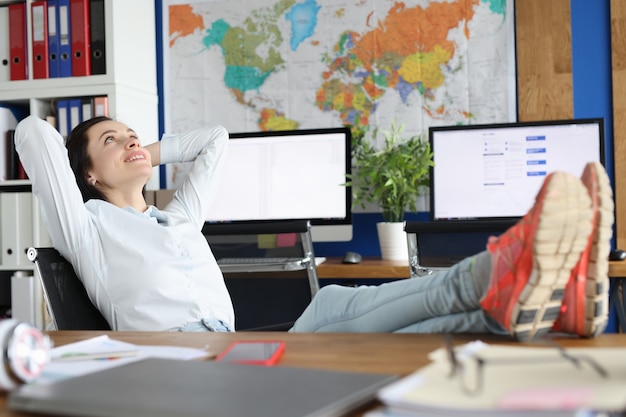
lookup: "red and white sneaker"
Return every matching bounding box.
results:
[552,162,614,337]
[480,171,593,341]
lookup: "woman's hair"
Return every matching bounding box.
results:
[65,116,112,203]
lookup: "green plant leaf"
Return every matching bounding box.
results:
[346,120,433,222]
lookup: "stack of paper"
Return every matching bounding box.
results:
[36,335,212,385]
[369,341,626,417]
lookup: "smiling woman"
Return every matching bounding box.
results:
[16,115,235,332]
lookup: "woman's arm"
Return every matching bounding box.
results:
[159,126,229,229]
[145,141,160,167]
[14,116,95,258]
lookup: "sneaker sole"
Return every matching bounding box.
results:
[510,172,593,341]
[581,162,614,337]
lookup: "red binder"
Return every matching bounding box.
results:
[31,1,49,79]
[70,0,90,76]
[8,3,27,80]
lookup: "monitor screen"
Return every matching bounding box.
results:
[429,118,605,221]
[205,127,352,242]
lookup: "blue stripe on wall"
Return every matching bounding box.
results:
[570,0,617,333]
[571,0,614,182]
[155,0,166,189]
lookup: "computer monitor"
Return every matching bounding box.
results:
[429,118,605,221]
[204,127,352,242]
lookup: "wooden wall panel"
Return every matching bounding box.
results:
[516,0,573,122]
[515,0,626,248]
[612,0,626,249]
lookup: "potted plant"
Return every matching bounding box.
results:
[346,121,433,260]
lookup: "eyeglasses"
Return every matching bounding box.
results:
[442,334,608,396]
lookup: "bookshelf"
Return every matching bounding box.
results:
[0,0,159,326]
[0,0,158,180]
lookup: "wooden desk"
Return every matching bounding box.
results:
[3,331,626,417]
[318,258,626,332]
[318,257,626,280]
[318,257,410,279]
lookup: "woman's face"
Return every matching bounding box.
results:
[84,120,152,190]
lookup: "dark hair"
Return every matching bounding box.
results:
[65,116,112,203]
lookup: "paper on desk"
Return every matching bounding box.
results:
[35,335,211,385]
[378,342,626,416]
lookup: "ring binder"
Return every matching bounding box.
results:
[70,0,90,76]
[47,0,61,78]
[57,0,72,77]
[0,6,10,81]
[89,0,105,75]
[8,3,27,81]
[31,2,49,79]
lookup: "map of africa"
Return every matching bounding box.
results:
[163,0,515,188]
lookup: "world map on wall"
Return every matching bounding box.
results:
[163,0,515,188]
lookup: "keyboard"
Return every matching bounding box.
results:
[217,257,302,265]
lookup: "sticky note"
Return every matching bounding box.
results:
[258,234,277,249]
[276,233,297,248]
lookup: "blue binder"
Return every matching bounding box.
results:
[47,0,60,78]
[57,0,72,77]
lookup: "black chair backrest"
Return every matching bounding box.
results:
[27,247,111,330]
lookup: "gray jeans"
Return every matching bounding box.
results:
[290,251,507,334]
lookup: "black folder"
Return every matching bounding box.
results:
[89,0,105,75]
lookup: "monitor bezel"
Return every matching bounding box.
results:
[428,118,606,222]
[202,126,352,230]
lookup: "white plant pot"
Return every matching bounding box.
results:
[376,222,409,261]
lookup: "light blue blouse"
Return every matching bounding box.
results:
[15,116,234,331]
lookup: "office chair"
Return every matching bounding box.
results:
[28,241,312,332]
[27,247,111,331]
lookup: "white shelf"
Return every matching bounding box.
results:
[0,0,156,95]
[0,266,34,272]
[0,74,154,100]
[0,180,31,187]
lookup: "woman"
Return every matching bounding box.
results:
[14,115,613,340]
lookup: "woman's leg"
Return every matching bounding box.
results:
[393,310,507,334]
[290,251,494,332]
[292,171,595,340]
